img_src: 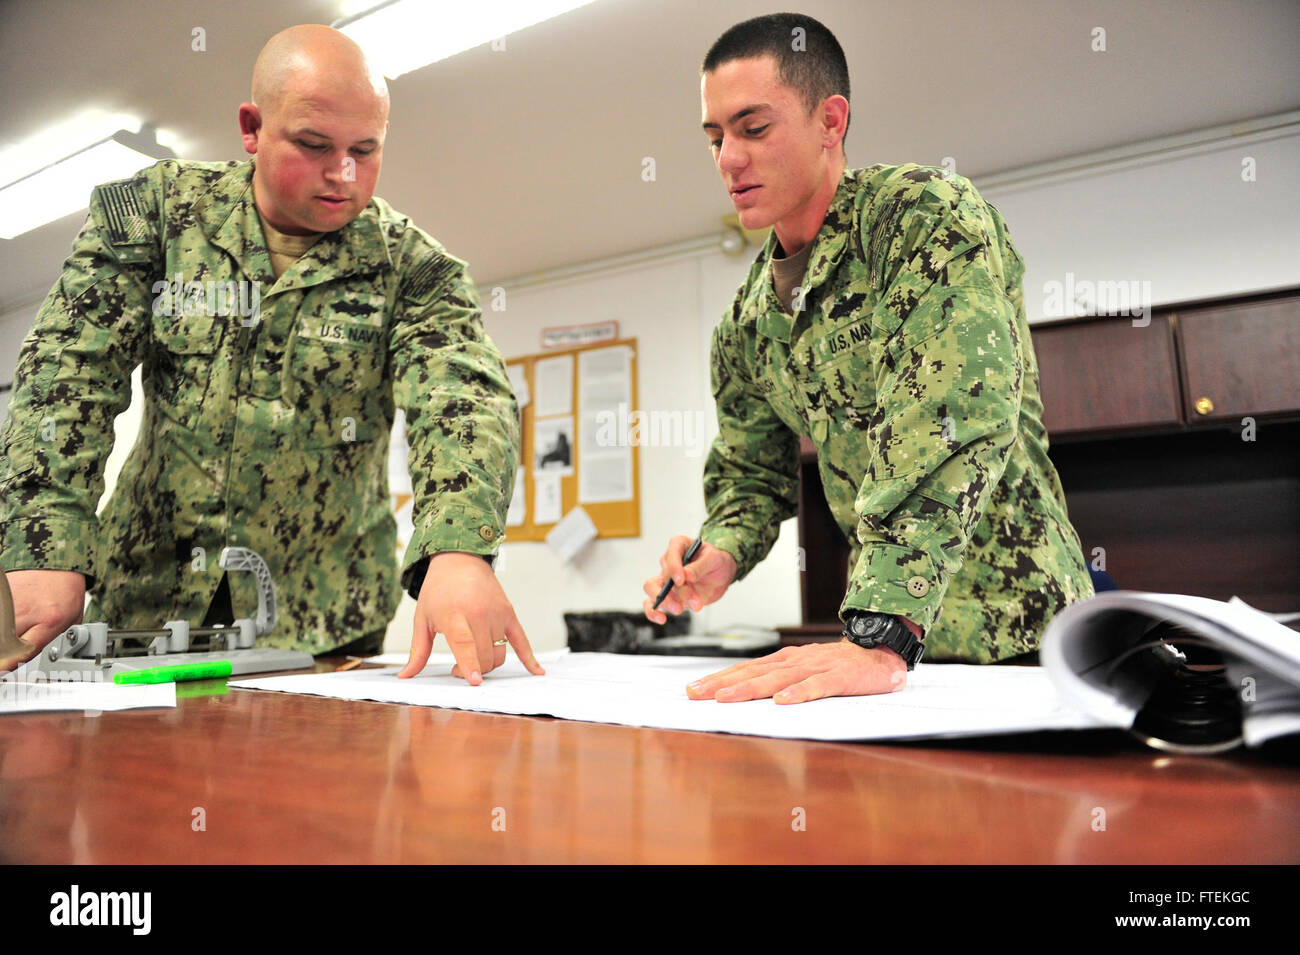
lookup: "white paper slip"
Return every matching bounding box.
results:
[0,676,176,715]
[232,651,1105,743]
[545,505,597,562]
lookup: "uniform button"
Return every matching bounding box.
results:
[906,576,930,597]
[478,525,495,542]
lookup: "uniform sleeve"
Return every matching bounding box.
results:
[698,317,800,580]
[841,174,1024,633]
[0,170,159,586]
[389,241,519,598]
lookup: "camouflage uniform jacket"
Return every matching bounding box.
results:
[0,159,518,653]
[700,164,1093,662]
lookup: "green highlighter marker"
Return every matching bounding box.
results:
[114,661,233,685]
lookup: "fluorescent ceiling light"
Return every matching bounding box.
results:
[0,137,159,240]
[338,0,598,78]
[0,109,140,189]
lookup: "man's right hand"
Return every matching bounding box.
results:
[642,536,738,624]
[1,570,86,672]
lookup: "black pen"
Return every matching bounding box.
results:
[652,537,703,610]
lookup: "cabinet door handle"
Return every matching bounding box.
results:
[1194,396,1214,415]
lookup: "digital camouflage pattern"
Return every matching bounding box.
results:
[701,164,1093,663]
[0,159,518,653]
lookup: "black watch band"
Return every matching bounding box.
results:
[842,610,925,670]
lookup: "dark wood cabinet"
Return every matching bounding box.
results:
[1035,314,1183,437]
[1177,296,1300,425]
[1034,292,1300,439]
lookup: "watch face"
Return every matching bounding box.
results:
[848,614,888,639]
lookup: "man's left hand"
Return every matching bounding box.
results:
[686,639,909,704]
[398,551,545,683]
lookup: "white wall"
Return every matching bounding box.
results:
[980,117,1300,321]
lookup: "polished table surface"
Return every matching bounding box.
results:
[2,658,1299,864]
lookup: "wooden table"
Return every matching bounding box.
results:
[2,659,1298,864]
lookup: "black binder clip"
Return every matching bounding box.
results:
[1108,621,1243,754]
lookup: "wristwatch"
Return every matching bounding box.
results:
[842,610,925,670]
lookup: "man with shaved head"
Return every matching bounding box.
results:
[0,25,542,684]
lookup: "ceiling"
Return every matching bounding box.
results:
[2,0,1298,311]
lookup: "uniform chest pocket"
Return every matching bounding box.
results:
[755,368,808,438]
[743,337,807,438]
[806,319,878,443]
[149,312,226,429]
[288,309,388,448]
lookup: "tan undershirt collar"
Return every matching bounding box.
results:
[256,206,324,280]
[770,240,813,314]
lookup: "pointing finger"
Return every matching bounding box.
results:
[441,614,483,686]
[505,613,546,675]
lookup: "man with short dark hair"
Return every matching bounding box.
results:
[644,13,1092,703]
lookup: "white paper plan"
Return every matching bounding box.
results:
[0,675,176,715]
[231,650,1106,743]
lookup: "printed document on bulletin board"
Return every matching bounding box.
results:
[578,344,634,504]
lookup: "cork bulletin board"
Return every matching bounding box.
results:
[505,338,640,541]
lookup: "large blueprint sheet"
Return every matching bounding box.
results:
[231,650,1106,742]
